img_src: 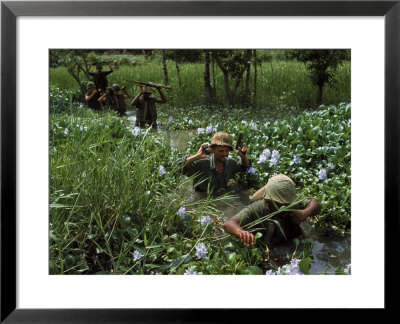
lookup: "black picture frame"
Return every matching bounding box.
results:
[1,0,398,322]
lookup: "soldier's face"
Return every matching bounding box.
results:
[213,146,230,163]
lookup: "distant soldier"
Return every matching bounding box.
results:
[89,62,113,92]
[98,87,112,110]
[107,84,130,116]
[223,174,322,246]
[84,82,102,111]
[131,85,167,128]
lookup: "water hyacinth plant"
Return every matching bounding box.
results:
[49,82,350,275]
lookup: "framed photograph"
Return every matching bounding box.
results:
[1,0,398,321]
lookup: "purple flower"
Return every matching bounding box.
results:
[344,264,351,275]
[298,127,302,132]
[265,269,276,275]
[347,119,351,127]
[250,122,257,130]
[197,128,205,134]
[206,126,213,134]
[319,169,327,180]
[168,116,173,122]
[327,162,335,169]
[293,155,300,164]
[269,157,278,167]
[262,149,271,159]
[177,206,186,219]
[188,120,193,125]
[258,154,267,164]
[200,216,212,226]
[64,128,69,136]
[271,150,280,159]
[195,243,208,259]
[133,250,144,261]
[265,121,271,127]
[247,167,256,175]
[184,267,197,275]
[241,120,247,126]
[159,165,165,176]
[132,127,141,136]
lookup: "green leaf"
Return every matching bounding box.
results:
[242,266,263,275]
[299,257,311,275]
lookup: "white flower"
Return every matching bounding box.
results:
[133,250,144,261]
[132,127,141,136]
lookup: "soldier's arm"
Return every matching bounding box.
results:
[184,144,209,165]
[84,90,97,101]
[290,199,322,226]
[223,215,255,247]
[121,86,130,99]
[155,87,167,104]
[131,92,142,106]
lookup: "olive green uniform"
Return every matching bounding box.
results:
[180,155,249,192]
[134,98,158,128]
[236,198,311,244]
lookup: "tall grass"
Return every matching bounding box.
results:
[50,56,350,109]
[49,105,264,275]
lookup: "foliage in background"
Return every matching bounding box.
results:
[50,49,350,109]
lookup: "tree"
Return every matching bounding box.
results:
[161,50,169,85]
[212,49,252,107]
[50,49,97,97]
[289,49,350,106]
[203,50,213,104]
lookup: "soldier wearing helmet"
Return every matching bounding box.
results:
[88,62,114,92]
[131,85,167,128]
[223,174,321,246]
[103,83,131,116]
[181,131,250,192]
[84,82,102,111]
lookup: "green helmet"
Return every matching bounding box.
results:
[87,82,95,89]
[111,84,120,91]
[251,174,296,204]
[264,174,297,204]
[210,131,233,150]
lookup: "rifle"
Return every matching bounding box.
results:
[127,81,171,90]
[235,133,244,151]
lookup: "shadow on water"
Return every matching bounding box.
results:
[127,113,351,274]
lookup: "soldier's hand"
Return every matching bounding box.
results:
[237,146,247,157]
[121,85,126,90]
[197,143,210,159]
[239,230,255,246]
[290,210,306,226]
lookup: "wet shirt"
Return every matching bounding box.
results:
[109,94,127,115]
[89,71,112,91]
[134,98,157,122]
[85,92,101,111]
[236,199,311,244]
[180,155,249,192]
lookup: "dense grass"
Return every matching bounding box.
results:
[50,103,274,275]
[50,54,350,109]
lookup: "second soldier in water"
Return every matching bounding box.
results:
[131,85,167,128]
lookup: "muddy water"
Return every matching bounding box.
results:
[127,113,351,274]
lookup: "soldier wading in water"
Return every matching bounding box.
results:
[180,131,250,193]
[224,174,322,246]
[131,85,167,128]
